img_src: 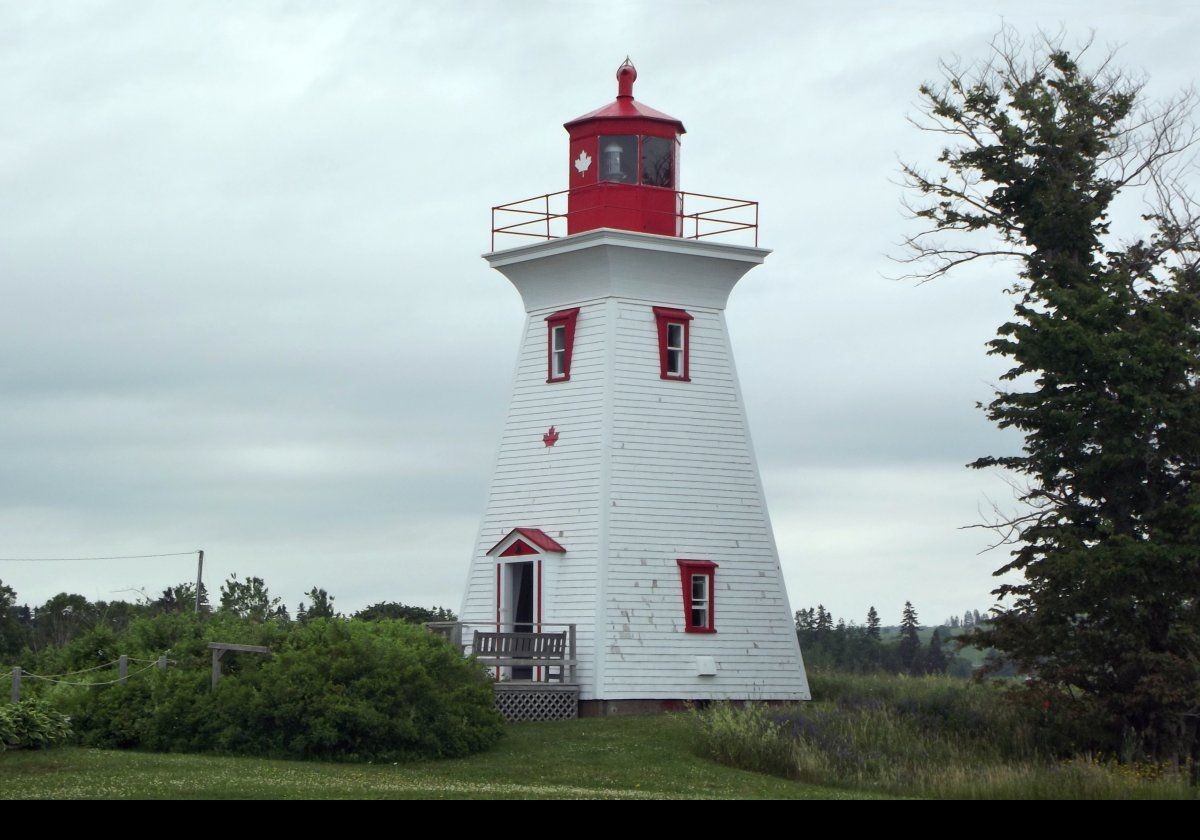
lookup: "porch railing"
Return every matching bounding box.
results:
[425,621,577,685]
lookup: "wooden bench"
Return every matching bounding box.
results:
[472,631,575,683]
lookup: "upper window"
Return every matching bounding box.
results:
[677,559,717,633]
[653,306,693,381]
[545,308,580,382]
[599,135,637,183]
[599,135,676,187]
[641,136,674,187]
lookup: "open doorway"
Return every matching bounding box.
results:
[504,561,535,680]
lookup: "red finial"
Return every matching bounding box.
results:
[616,57,637,99]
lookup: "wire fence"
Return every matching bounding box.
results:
[8,652,173,701]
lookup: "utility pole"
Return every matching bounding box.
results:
[195,549,204,614]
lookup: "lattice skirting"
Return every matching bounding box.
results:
[494,685,580,722]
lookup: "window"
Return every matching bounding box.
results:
[653,306,693,381]
[677,559,717,633]
[545,308,580,382]
[666,323,685,376]
[640,136,674,187]
[551,325,567,378]
[597,135,676,187]
[598,135,637,183]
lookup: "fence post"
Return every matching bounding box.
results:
[157,655,167,672]
[118,655,128,684]
[10,667,19,703]
[211,648,222,690]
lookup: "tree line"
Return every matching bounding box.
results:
[0,575,455,658]
[795,601,1007,678]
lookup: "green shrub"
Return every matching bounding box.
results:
[210,619,503,761]
[0,700,72,750]
[694,703,797,779]
[69,678,153,750]
[694,670,1198,799]
[65,618,504,762]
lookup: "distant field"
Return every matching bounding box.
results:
[0,715,885,800]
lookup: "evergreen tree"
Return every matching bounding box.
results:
[0,579,26,657]
[898,601,922,674]
[865,606,882,640]
[902,28,1200,765]
[814,605,833,637]
[926,628,949,675]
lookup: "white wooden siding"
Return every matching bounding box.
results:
[460,299,607,695]
[464,233,809,701]
[603,301,808,699]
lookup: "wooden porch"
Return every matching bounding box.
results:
[425,621,580,721]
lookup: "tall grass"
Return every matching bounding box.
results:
[695,670,1197,800]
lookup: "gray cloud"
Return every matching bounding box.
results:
[1,1,1196,625]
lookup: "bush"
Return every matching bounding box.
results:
[694,703,796,779]
[694,670,1198,799]
[0,700,72,750]
[66,618,504,762]
[204,619,504,761]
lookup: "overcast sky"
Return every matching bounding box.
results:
[1,1,1197,626]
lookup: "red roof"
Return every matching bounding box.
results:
[563,59,685,133]
[564,97,684,131]
[488,527,567,555]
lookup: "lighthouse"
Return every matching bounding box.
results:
[458,60,809,717]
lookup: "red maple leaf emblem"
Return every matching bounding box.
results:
[543,426,559,447]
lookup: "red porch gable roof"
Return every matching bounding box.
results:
[487,527,567,556]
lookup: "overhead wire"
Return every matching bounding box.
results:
[0,552,199,562]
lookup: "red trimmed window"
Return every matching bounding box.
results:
[546,308,580,382]
[653,307,692,381]
[677,559,717,633]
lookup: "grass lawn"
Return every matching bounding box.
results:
[0,714,884,800]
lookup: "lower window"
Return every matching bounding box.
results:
[676,559,717,633]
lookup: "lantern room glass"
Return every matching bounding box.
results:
[641,136,674,187]
[598,135,676,188]
[599,135,637,183]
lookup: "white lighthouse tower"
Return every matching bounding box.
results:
[459,61,809,716]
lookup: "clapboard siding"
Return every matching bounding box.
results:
[460,298,608,694]
[603,299,808,699]
[465,233,810,702]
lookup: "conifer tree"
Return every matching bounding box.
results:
[898,601,922,673]
[865,606,882,640]
[902,28,1200,765]
[926,628,949,675]
[815,605,833,637]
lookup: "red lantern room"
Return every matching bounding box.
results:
[563,59,685,237]
[489,60,758,251]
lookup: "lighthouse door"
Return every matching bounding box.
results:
[504,561,536,680]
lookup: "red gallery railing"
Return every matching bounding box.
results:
[490,189,759,251]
